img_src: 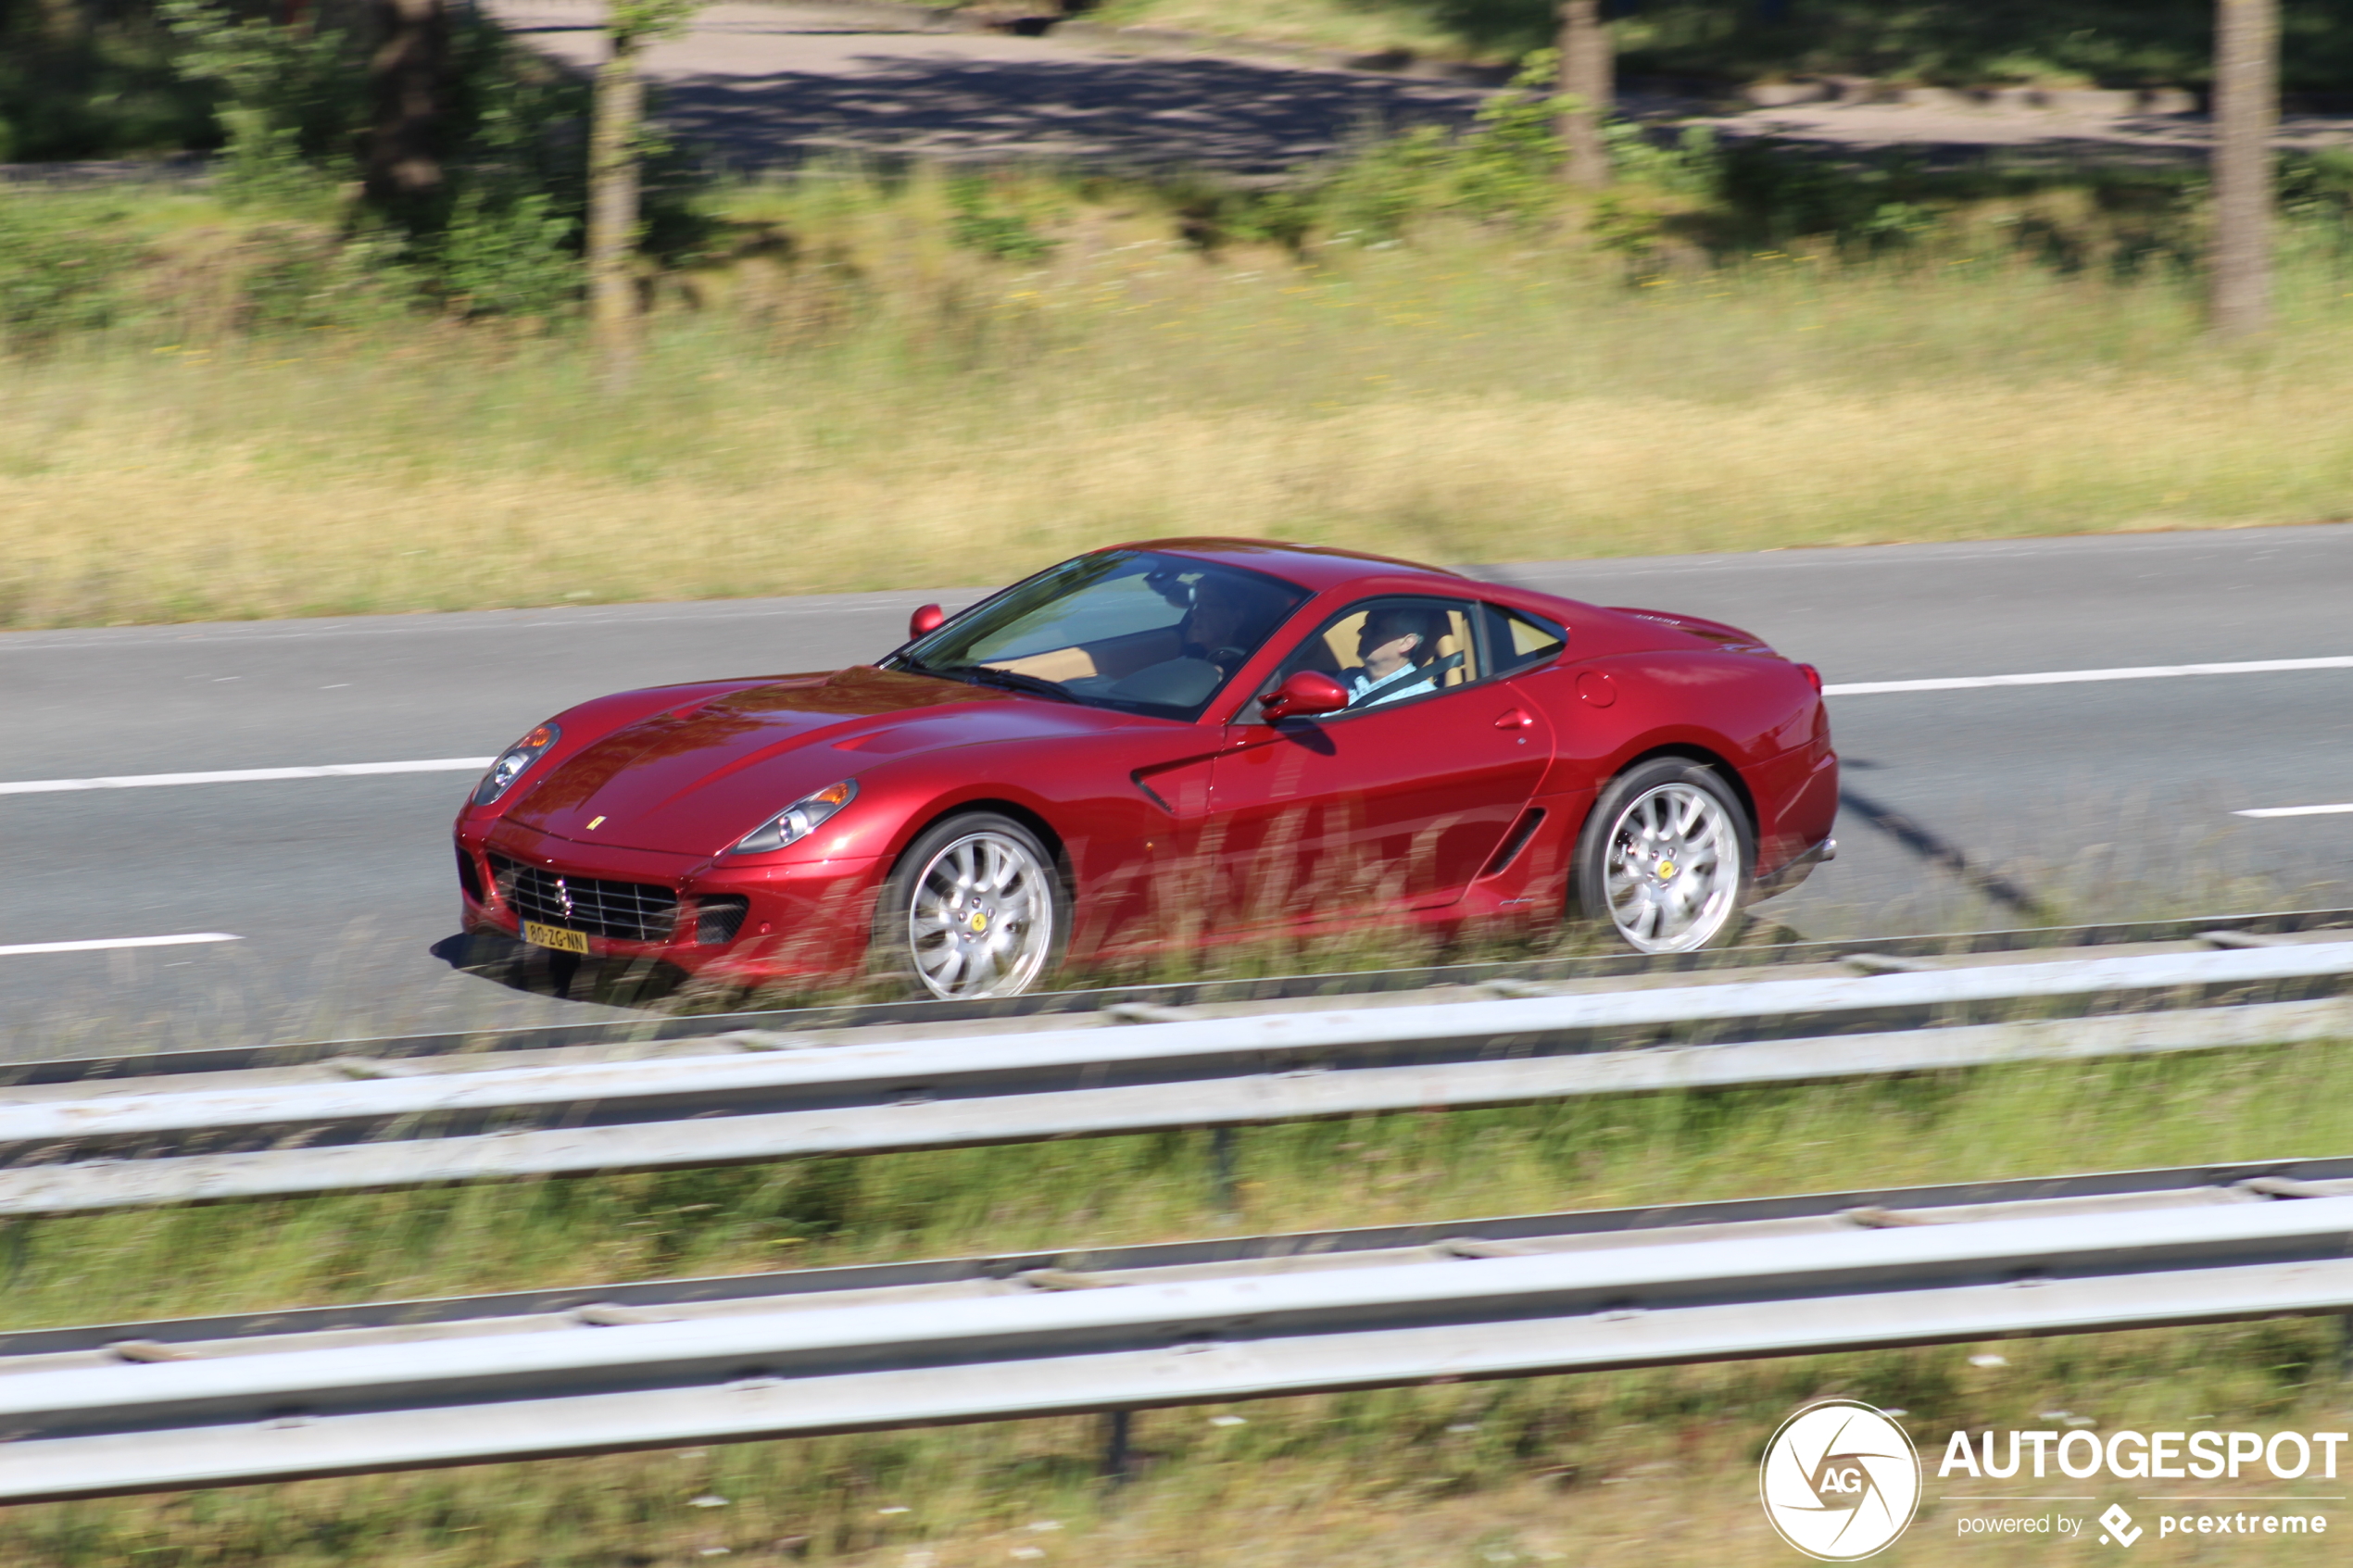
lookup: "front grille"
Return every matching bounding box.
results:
[490,854,678,943]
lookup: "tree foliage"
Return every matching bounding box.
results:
[160,0,354,206]
[154,0,605,316]
[1423,0,2353,93]
[0,0,213,159]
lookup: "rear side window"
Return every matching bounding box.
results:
[1484,605,1567,673]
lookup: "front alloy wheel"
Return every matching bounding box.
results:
[1575,760,1752,954]
[888,813,1064,999]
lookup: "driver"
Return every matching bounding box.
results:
[1179,575,1294,680]
[1347,606,1444,708]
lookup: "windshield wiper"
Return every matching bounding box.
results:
[934,663,1078,703]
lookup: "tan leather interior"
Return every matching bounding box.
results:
[1301,603,1478,686]
[993,646,1097,681]
[1318,615,1365,672]
[1435,611,1474,685]
[991,624,1184,684]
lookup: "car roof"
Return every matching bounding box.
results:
[1106,537,1466,594]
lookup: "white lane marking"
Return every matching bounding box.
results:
[0,759,493,796]
[1825,655,2353,696]
[2236,803,2353,819]
[3,649,2346,793]
[0,934,242,957]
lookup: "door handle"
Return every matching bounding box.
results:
[1494,708,1534,730]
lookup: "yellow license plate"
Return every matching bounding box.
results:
[521,921,590,955]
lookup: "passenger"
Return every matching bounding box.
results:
[1347,607,1444,708]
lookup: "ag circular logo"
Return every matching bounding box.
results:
[1758,1400,1921,1561]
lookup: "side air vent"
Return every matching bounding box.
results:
[1479,808,1546,879]
[456,847,485,904]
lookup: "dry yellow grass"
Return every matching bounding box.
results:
[9,176,2353,630]
[7,370,2347,628]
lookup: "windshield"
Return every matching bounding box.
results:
[891,550,1311,721]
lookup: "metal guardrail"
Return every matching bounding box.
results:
[5,1156,2350,1502]
[9,907,2349,1088]
[3,943,2348,1218]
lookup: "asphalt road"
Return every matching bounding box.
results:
[491,0,1487,173]
[4,524,2350,1059]
[484,0,2353,175]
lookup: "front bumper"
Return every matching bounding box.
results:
[455,822,884,982]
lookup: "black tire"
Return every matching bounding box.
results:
[875,811,1070,999]
[1571,758,1754,954]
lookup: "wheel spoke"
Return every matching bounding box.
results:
[1672,791,1705,837]
[1599,781,1743,954]
[903,829,1060,999]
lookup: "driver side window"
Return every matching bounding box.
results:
[1269,596,1481,716]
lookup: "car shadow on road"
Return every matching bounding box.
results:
[1837,786,2054,922]
[429,932,693,1009]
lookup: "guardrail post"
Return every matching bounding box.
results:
[1101,1409,1133,1482]
[2340,1311,2353,1382]
[1210,1127,1237,1216]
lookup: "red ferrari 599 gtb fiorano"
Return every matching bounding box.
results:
[455,539,1838,998]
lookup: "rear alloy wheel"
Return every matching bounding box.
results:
[1574,759,1753,954]
[882,812,1066,999]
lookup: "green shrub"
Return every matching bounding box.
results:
[1317,52,1569,240]
[948,173,1057,262]
[432,188,581,318]
[0,203,142,345]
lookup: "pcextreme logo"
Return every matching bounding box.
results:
[1759,1400,1923,1561]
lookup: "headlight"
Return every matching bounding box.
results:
[730,780,858,855]
[472,723,560,806]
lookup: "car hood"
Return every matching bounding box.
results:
[503,665,1043,855]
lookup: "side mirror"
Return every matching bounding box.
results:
[1258,671,1348,721]
[908,603,946,640]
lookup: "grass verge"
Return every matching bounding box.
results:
[4,1034,2350,1563]
[6,184,2353,630]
